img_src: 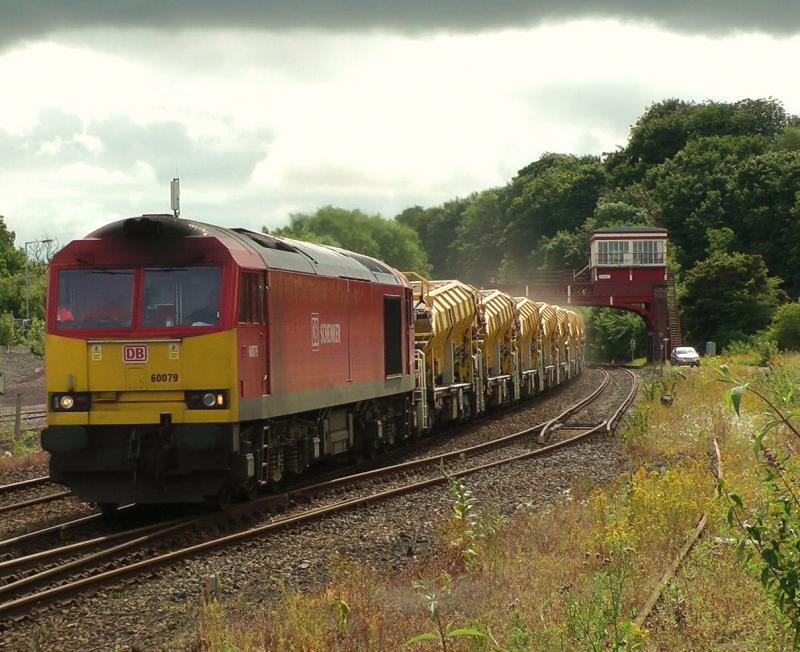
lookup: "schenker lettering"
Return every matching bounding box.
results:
[311,313,341,350]
[320,322,341,344]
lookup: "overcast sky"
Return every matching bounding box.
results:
[1,2,800,249]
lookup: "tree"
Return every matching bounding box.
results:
[266,206,432,276]
[728,149,800,296]
[770,302,800,350]
[705,226,736,257]
[0,217,24,277]
[649,134,769,269]
[396,198,472,279]
[503,153,606,267]
[451,189,506,284]
[681,251,787,347]
[0,218,53,319]
[583,308,647,362]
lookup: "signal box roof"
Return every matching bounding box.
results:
[592,226,667,234]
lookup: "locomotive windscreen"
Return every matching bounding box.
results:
[56,269,134,329]
[54,266,223,330]
[142,267,222,327]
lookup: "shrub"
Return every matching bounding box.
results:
[719,364,800,644]
[771,302,800,351]
[751,332,779,366]
[26,317,44,356]
[722,339,754,356]
[0,312,18,346]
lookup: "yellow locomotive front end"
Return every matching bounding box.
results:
[42,216,254,509]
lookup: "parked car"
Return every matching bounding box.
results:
[671,346,700,367]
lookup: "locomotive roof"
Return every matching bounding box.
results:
[86,214,406,285]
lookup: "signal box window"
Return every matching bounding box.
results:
[57,269,134,329]
[238,272,265,324]
[141,267,222,327]
[384,295,403,376]
[597,240,628,265]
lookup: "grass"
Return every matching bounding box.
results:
[0,428,46,472]
[193,356,800,651]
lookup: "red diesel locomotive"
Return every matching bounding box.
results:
[43,215,415,509]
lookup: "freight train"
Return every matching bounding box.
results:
[42,214,584,511]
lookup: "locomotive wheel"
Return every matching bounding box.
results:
[204,486,232,512]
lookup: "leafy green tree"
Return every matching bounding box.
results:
[770,302,800,351]
[267,206,431,276]
[728,149,800,295]
[583,308,647,362]
[0,217,25,277]
[681,251,787,347]
[531,227,591,272]
[650,134,769,269]
[622,99,693,164]
[396,198,472,279]
[503,153,606,267]
[606,98,788,187]
[0,312,18,346]
[592,201,649,229]
[26,317,44,355]
[451,189,506,283]
[775,125,800,151]
[0,218,51,320]
[705,226,736,257]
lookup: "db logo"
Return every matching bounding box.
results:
[122,345,148,363]
[311,313,320,351]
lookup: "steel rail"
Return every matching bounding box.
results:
[0,371,608,556]
[0,491,71,515]
[0,368,637,618]
[0,511,128,552]
[0,411,47,422]
[0,476,51,495]
[0,371,610,595]
[295,368,611,497]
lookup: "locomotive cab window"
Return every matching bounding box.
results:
[238,272,265,324]
[56,269,135,329]
[141,266,223,327]
[384,295,403,376]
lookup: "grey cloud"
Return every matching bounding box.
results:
[528,82,656,132]
[90,118,272,184]
[1,0,800,51]
[0,110,272,184]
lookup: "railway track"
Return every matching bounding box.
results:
[0,407,48,425]
[0,476,71,517]
[0,367,637,620]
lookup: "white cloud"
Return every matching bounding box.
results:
[1,21,799,245]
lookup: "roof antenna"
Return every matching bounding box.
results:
[170,176,180,219]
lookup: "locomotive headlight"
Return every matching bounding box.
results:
[185,390,228,410]
[50,392,90,412]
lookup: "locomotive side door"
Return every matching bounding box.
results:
[237,270,268,398]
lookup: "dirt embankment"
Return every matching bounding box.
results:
[0,346,45,409]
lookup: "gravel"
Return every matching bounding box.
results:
[0,368,639,651]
